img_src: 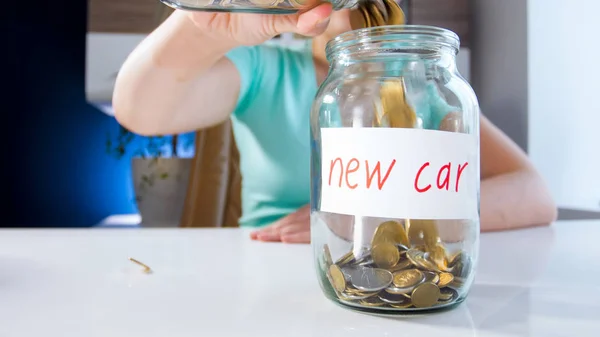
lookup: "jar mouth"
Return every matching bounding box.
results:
[326,25,460,61]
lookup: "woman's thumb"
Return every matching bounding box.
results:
[274,3,333,36]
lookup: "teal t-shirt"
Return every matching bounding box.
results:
[225,41,317,228]
[224,41,459,228]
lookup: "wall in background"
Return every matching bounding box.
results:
[4,2,195,227]
[470,0,600,213]
[470,0,529,151]
[527,0,600,212]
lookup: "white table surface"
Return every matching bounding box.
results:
[0,220,598,337]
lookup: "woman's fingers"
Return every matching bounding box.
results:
[294,3,333,36]
[281,230,311,244]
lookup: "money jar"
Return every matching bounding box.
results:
[159,0,360,14]
[310,25,480,314]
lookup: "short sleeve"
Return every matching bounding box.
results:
[225,45,261,114]
[426,83,461,130]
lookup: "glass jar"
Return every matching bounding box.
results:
[160,0,359,14]
[310,25,480,314]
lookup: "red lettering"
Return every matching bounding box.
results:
[436,163,451,190]
[345,158,360,189]
[456,162,469,192]
[414,162,432,193]
[328,158,343,187]
[366,160,396,190]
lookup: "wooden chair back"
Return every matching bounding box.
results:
[179,121,242,228]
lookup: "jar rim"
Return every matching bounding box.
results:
[326,25,460,61]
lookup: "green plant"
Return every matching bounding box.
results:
[106,124,194,202]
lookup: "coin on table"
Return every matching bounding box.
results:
[411,282,441,308]
[392,269,424,288]
[350,8,367,30]
[329,265,347,293]
[347,266,393,292]
[371,242,400,269]
[438,272,454,288]
[382,0,406,25]
[372,220,410,247]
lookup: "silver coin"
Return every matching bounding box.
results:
[347,266,393,292]
[340,291,378,301]
[423,271,439,284]
[379,292,410,304]
[439,287,458,302]
[384,284,414,295]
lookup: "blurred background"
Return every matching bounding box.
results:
[2,0,598,227]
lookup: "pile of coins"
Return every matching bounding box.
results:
[322,220,472,310]
[349,0,406,29]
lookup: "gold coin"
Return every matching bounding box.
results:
[382,0,406,25]
[335,251,355,266]
[393,269,424,288]
[359,296,386,307]
[390,301,413,309]
[389,258,413,272]
[411,282,441,308]
[372,220,410,247]
[379,80,417,129]
[423,271,440,284]
[349,8,367,30]
[438,272,454,288]
[367,2,386,26]
[406,219,440,249]
[329,265,347,293]
[429,244,449,271]
[360,6,372,28]
[371,242,400,269]
[406,249,440,272]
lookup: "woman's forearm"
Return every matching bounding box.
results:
[113,10,241,135]
[480,170,558,232]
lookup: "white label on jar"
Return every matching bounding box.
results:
[319,127,479,220]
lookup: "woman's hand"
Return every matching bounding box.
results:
[187,3,333,46]
[250,205,311,244]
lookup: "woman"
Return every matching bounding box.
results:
[113,3,557,243]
